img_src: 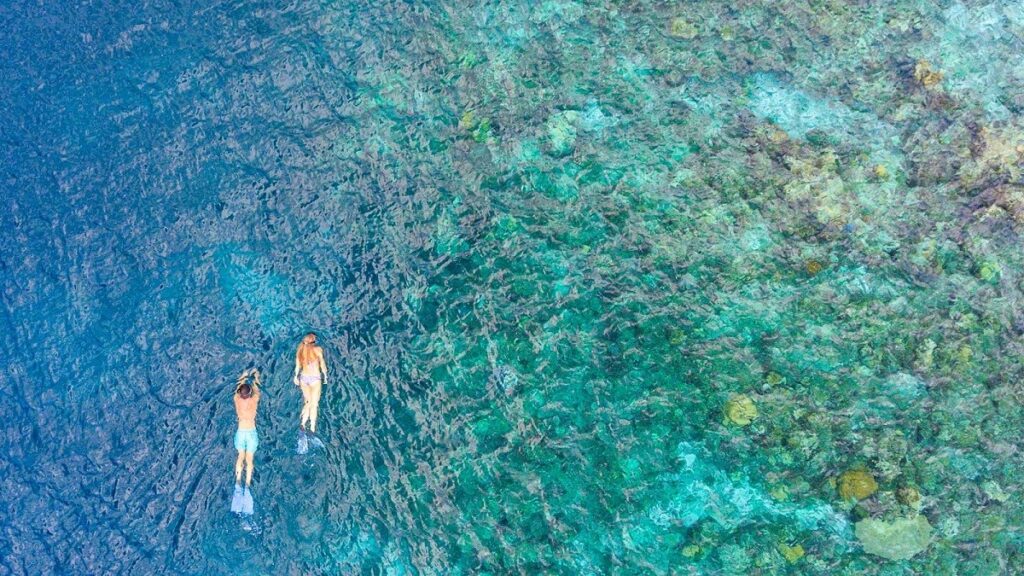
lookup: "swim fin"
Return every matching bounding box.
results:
[308,434,324,450]
[230,484,244,514]
[241,487,254,515]
[297,431,308,455]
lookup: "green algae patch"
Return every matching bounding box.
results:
[459,109,493,142]
[975,260,1002,283]
[855,515,933,561]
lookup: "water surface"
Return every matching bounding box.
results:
[2,1,1024,574]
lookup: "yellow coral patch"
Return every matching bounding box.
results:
[777,543,805,563]
[913,60,943,88]
[724,394,758,426]
[838,469,878,501]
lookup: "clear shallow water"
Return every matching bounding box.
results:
[2,0,1024,574]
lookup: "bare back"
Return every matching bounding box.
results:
[234,392,260,430]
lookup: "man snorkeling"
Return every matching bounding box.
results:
[231,368,261,515]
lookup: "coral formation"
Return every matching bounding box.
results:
[669,18,699,40]
[777,542,805,563]
[724,395,758,426]
[913,60,944,88]
[896,486,921,508]
[544,111,580,157]
[838,469,879,501]
[855,515,933,561]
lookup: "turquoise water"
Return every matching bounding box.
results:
[2,0,1024,574]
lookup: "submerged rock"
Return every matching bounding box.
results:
[717,544,752,574]
[838,469,879,501]
[897,486,922,508]
[724,394,758,426]
[544,111,580,157]
[855,515,933,561]
[490,364,519,395]
[981,480,1009,503]
[669,17,699,39]
[745,72,900,157]
[578,100,618,133]
[881,373,926,409]
[914,339,937,371]
[993,184,1024,225]
[649,442,851,539]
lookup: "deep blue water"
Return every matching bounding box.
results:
[2,2,448,573]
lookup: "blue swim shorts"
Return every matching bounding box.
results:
[234,428,259,453]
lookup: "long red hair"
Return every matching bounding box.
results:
[297,333,318,366]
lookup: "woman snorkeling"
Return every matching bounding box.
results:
[293,332,328,434]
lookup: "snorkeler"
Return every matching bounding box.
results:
[293,332,327,435]
[230,369,260,515]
